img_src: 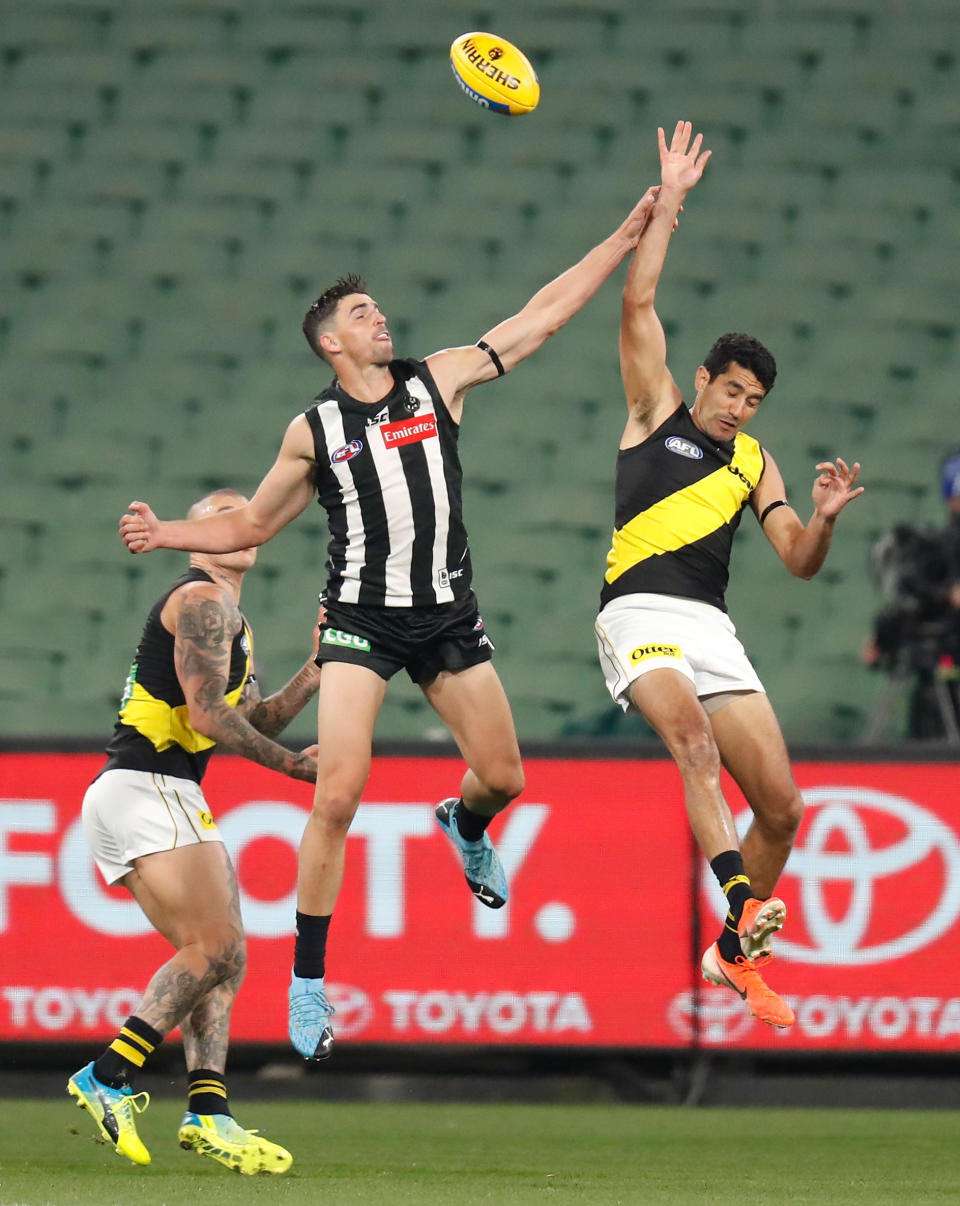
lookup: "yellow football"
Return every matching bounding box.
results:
[449,31,540,116]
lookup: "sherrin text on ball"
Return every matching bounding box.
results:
[449,31,540,115]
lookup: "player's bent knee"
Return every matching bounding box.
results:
[209,938,247,986]
[202,927,246,963]
[481,760,525,803]
[776,792,804,840]
[311,787,364,833]
[670,727,721,778]
[757,790,804,842]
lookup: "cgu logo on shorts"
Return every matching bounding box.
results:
[197,811,217,831]
[630,643,682,664]
[665,436,703,460]
[331,439,363,464]
[321,629,372,652]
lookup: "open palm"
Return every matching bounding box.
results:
[659,120,711,192]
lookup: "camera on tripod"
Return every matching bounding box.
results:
[868,523,960,673]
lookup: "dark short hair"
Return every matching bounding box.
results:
[703,332,777,394]
[302,273,368,362]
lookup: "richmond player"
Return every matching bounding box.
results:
[69,489,320,1173]
[595,123,863,1027]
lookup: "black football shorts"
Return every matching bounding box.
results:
[315,593,495,684]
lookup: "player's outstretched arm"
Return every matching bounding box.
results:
[620,121,711,429]
[237,608,324,738]
[425,185,661,417]
[755,451,864,579]
[119,416,317,554]
[171,582,318,782]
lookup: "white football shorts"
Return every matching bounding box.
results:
[82,767,222,885]
[595,593,765,713]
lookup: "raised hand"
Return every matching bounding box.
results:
[620,184,661,246]
[812,457,864,518]
[658,120,711,195]
[120,500,160,554]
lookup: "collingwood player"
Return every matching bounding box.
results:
[595,123,863,1027]
[70,489,321,1172]
[119,179,662,1060]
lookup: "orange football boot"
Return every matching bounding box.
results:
[737,896,786,961]
[701,943,795,1028]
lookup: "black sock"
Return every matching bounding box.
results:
[710,850,756,964]
[455,798,492,842]
[187,1068,232,1117]
[294,911,332,979]
[93,1015,164,1089]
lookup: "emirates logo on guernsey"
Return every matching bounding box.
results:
[380,414,438,447]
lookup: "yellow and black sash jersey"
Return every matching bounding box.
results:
[102,568,254,783]
[601,403,765,613]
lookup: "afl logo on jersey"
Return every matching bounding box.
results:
[331,439,363,465]
[665,436,703,460]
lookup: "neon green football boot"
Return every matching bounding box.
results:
[178,1112,293,1175]
[67,1062,151,1166]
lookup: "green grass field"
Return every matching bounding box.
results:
[1,1100,957,1206]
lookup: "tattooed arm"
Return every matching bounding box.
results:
[237,661,322,737]
[237,607,323,738]
[167,582,317,782]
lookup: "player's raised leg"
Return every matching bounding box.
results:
[709,691,804,902]
[289,662,387,1059]
[423,662,524,908]
[628,668,794,1027]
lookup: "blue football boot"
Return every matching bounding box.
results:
[435,797,508,908]
[287,974,335,1060]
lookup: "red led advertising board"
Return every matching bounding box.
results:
[1,752,958,1051]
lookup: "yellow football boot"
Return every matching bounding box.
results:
[178,1112,293,1175]
[67,1062,151,1166]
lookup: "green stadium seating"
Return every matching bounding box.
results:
[1,9,111,49]
[2,0,959,743]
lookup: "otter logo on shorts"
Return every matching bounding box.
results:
[198,810,217,830]
[630,643,682,664]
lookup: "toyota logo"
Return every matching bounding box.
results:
[705,787,960,966]
[668,989,755,1044]
[325,983,374,1038]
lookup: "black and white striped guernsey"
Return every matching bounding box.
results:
[304,358,471,608]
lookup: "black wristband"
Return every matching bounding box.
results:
[477,339,505,377]
[759,499,789,525]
